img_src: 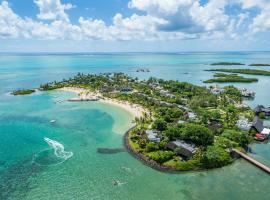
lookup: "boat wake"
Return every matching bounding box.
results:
[33,138,73,166]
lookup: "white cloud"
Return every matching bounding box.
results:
[0,0,270,42]
[34,0,75,22]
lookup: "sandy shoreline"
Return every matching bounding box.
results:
[58,87,147,119]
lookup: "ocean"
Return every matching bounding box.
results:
[0,52,270,200]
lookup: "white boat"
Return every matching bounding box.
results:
[50,120,56,123]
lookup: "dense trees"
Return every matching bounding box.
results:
[164,124,214,146]
[202,146,232,169]
[152,119,167,131]
[221,129,252,147]
[147,151,175,163]
[189,95,218,109]
[180,124,214,146]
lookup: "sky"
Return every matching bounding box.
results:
[0,0,270,52]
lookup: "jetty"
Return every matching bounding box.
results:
[232,149,270,174]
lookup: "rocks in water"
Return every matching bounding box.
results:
[97,148,126,154]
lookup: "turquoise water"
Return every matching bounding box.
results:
[0,52,270,200]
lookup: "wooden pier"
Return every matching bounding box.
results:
[232,149,270,174]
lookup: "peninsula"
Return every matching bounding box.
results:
[14,73,265,171]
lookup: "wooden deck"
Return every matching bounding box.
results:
[232,149,270,174]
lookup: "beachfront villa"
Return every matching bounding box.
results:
[145,130,161,142]
[165,140,197,160]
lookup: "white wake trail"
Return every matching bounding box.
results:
[44,137,73,160]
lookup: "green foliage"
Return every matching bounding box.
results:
[138,138,148,148]
[221,129,252,147]
[249,63,270,66]
[204,73,258,83]
[152,118,167,131]
[223,86,242,102]
[259,112,266,119]
[206,68,270,76]
[145,142,159,152]
[147,150,175,163]
[180,124,214,146]
[202,146,232,169]
[155,107,183,123]
[214,136,238,149]
[210,62,244,66]
[164,126,182,140]
[11,89,35,95]
[224,104,238,128]
[189,95,217,109]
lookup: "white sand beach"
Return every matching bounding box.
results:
[58,87,147,119]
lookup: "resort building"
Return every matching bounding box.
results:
[165,140,197,160]
[210,85,224,95]
[236,117,252,131]
[239,88,255,98]
[145,130,161,142]
[251,116,264,133]
[120,87,133,94]
[255,105,270,116]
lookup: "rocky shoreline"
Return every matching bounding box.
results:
[123,126,208,174]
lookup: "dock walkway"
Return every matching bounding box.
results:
[232,149,270,174]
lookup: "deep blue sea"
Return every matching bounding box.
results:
[0,52,270,200]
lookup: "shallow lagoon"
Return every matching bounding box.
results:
[0,52,270,200]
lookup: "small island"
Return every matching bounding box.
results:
[206,69,270,76]
[11,89,36,95]
[210,62,245,66]
[204,73,258,83]
[26,72,267,172]
[249,64,270,66]
[136,68,150,73]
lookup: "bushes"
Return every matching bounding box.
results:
[164,126,182,140]
[221,129,252,147]
[155,107,183,123]
[180,124,214,146]
[12,89,35,95]
[152,118,167,131]
[202,146,232,169]
[147,150,175,163]
[145,142,159,152]
[259,112,266,119]
[189,95,218,109]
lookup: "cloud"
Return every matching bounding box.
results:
[0,0,270,41]
[34,0,75,21]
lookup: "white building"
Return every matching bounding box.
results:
[145,130,160,142]
[236,117,252,131]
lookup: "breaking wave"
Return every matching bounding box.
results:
[33,138,73,166]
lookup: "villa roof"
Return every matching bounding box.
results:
[252,116,264,133]
[255,105,270,114]
[165,140,196,158]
